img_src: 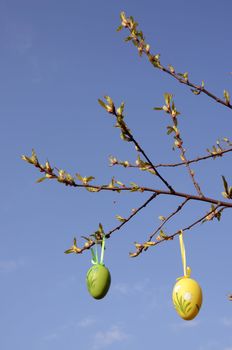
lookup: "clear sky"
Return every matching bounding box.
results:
[1,1,232,349]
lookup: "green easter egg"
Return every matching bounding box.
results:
[86,264,111,300]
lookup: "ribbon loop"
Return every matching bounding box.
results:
[100,235,106,265]
[91,234,106,266]
[179,231,191,278]
[91,246,98,265]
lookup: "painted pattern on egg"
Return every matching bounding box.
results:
[172,277,202,320]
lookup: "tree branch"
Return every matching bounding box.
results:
[105,193,158,238]
[119,12,232,110]
[131,204,226,257]
[147,198,190,242]
[110,147,232,169]
[160,93,204,197]
[109,102,176,193]
[21,151,232,209]
[65,193,158,255]
[163,68,232,110]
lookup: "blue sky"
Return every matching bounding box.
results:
[1,0,232,349]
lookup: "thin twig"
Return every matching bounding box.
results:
[178,139,204,197]
[73,193,158,254]
[147,198,190,242]
[153,148,232,167]
[112,109,175,193]
[134,204,226,256]
[162,205,225,241]
[105,193,158,238]
[120,13,232,110]
[163,67,232,110]
[111,146,232,169]
[164,98,204,197]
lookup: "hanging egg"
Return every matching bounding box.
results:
[86,264,111,300]
[172,277,202,320]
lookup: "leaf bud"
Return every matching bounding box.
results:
[174,140,182,148]
[145,44,150,53]
[162,105,169,112]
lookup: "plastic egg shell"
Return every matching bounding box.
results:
[86,264,111,300]
[172,277,202,320]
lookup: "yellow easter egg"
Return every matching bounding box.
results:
[172,277,202,320]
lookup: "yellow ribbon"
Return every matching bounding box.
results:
[178,231,191,279]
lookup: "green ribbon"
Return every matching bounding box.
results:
[90,235,106,265]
